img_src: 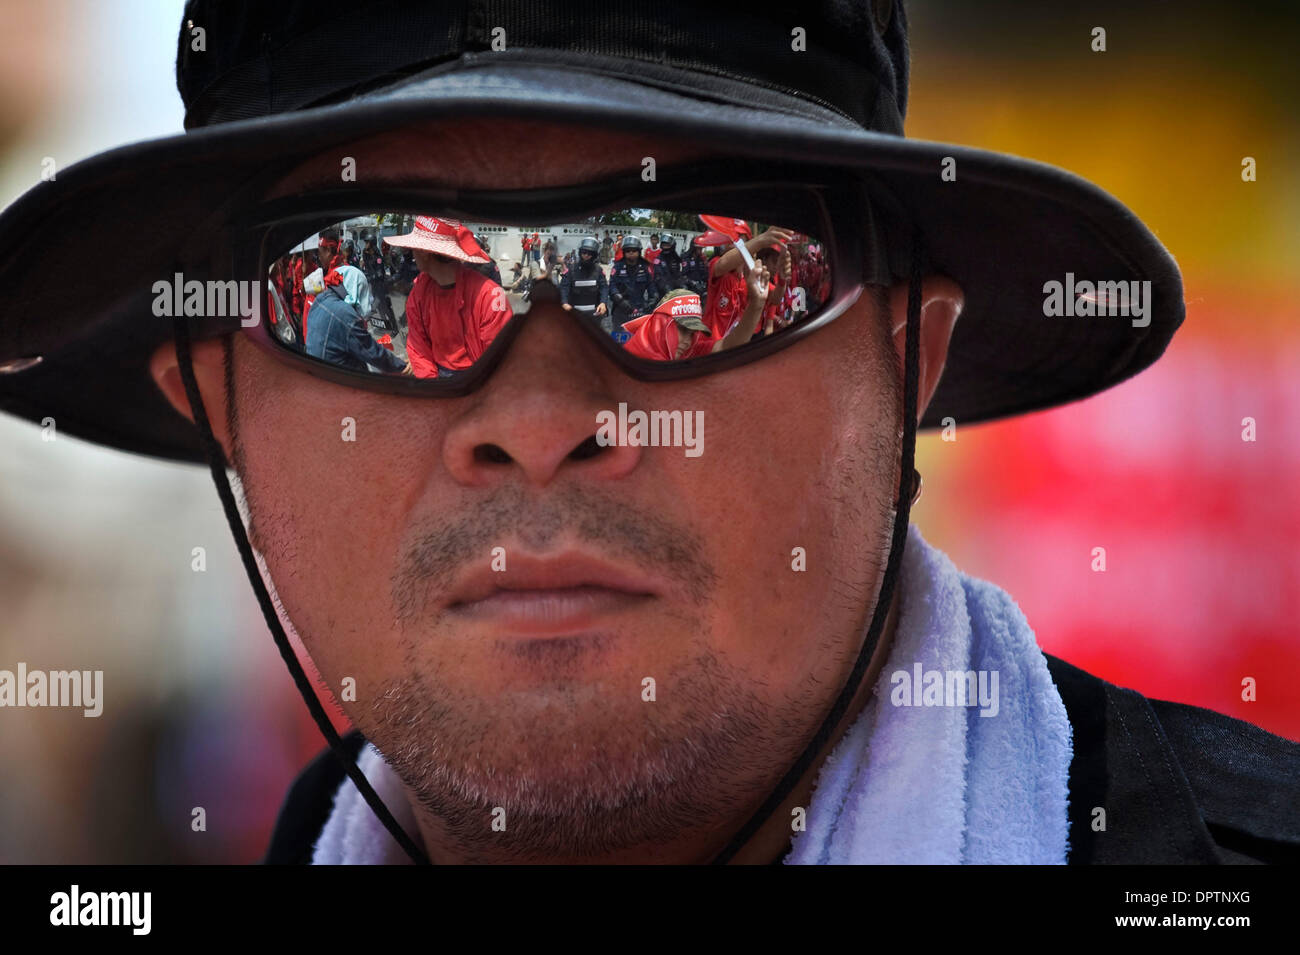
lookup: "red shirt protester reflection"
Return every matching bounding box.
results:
[404,269,509,376]
[705,256,748,338]
[384,216,512,378]
[622,291,717,361]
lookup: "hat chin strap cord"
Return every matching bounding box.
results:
[710,231,924,863]
[173,231,923,867]
[172,315,431,865]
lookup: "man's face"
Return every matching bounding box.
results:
[410,248,434,272]
[218,120,911,861]
[624,247,640,263]
[412,248,460,274]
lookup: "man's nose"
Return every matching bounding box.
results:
[441,294,642,489]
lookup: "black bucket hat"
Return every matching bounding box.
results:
[0,0,1181,465]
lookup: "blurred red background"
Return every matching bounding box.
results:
[906,2,1300,741]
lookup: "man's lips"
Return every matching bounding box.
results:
[443,553,662,635]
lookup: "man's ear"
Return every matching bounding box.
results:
[888,276,964,425]
[148,336,234,458]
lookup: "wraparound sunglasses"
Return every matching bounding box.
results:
[222,159,905,393]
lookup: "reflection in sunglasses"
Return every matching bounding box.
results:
[265,212,831,377]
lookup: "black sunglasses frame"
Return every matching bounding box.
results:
[232,160,894,397]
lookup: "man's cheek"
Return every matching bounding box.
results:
[237,406,417,673]
[247,386,435,533]
[686,464,842,668]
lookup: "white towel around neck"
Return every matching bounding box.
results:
[313,525,1072,864]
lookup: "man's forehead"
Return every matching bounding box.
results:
[266,118,715,196]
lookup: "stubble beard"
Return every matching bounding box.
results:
[361,641,827,862]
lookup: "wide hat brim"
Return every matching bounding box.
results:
[0,53,1183,464]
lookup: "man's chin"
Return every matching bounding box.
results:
[383,696,704,802]
[379,724,725,859]
[362,686,790,858]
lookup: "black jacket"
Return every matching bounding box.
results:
[263,654,1300,864]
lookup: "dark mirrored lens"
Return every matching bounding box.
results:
[263,213,832,376]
